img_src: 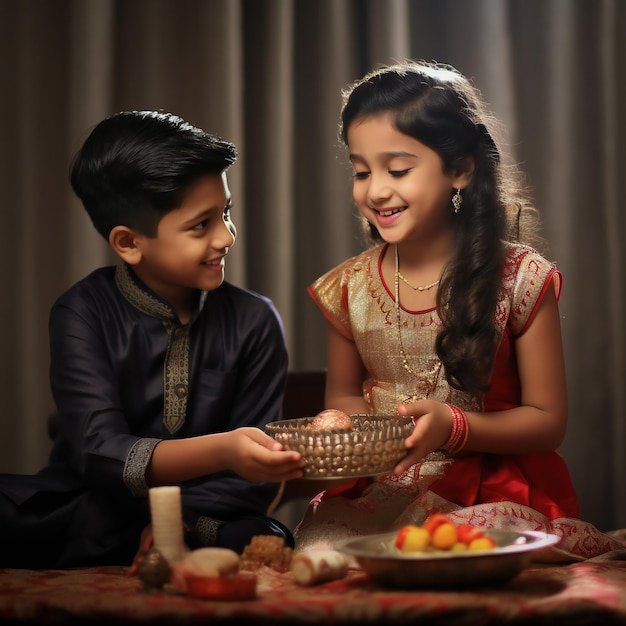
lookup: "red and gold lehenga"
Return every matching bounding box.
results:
[294,243,622,561]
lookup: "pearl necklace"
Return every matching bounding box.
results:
[394,244,443,392]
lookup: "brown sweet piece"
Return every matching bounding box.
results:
[239,535,293,573]
[311,409,353,430]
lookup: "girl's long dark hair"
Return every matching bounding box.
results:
[341,61,539,398]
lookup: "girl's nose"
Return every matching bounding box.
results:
[366,173,392,204]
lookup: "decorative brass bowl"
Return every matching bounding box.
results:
[265,415,413,479]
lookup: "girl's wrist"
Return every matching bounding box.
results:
[441,404,469,454]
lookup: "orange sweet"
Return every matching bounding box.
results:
[431,522,458,550]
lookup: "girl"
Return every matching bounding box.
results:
[294,61,622,560]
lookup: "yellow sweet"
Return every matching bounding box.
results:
[468,536,497,551]
[450,542,468,552]
[399,527,430,552]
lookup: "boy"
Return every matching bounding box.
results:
[0,111,302,568]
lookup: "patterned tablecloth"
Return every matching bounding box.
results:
[2,551,626,626]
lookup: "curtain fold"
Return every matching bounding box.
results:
[241,0,296,346]
[600,0,625,527]
[0,0,623,533]
[67,0,116,280]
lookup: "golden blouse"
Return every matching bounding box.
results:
[308,242,561,414]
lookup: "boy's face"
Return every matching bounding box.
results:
[132,172,236,308]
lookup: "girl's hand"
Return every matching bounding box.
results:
[223,427,304,483]
[393,400,453,474]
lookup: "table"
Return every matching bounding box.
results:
[2,550,626,625]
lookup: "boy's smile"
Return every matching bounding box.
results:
[131,172,235,321]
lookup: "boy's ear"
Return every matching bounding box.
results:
[453,156,475,189]
[109,226,143,265]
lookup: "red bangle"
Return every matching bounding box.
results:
[442,404,469,454]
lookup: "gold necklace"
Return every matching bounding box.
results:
[394,244,443,393]
[395,245,440,291]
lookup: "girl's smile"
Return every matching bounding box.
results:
[374,205,407,226]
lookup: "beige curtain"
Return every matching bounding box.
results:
[1,0,624,533]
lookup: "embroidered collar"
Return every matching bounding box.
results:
[114,262,204,434]
[114,263,207,325]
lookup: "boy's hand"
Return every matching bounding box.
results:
[225,427,304,482]
[392,400,453,474]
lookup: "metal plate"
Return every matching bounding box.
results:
[336,530,561,588]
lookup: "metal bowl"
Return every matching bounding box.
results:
[265,414,413,479]
[336,530,561,588]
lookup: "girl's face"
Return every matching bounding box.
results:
[347,113,463,246]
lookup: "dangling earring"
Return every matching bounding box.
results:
[452,188,463,214]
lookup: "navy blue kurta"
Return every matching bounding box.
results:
[0,264,288,566]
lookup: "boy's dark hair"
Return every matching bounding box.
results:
[70,111,237,239]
